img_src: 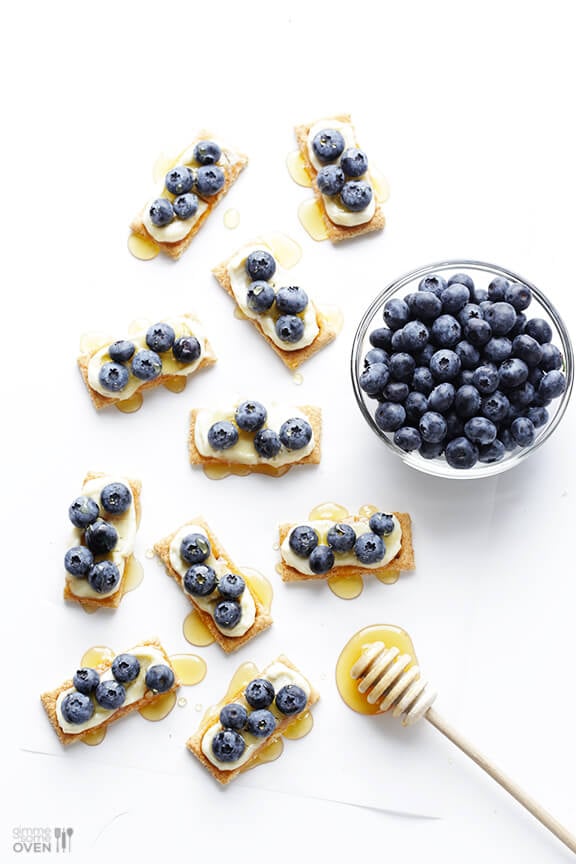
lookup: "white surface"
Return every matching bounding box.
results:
[3,1,576,861]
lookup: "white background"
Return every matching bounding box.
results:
[3,1,576,861]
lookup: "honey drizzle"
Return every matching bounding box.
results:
[80,645,115,668]
[83,727,107,746]
[183,610,215,647]
[370,166,390,203]
[203,462,291,480]
[128,233,160,261]
[139,691,177,721]
[282,709,314,740]
[241,566,273,614]
[169,653,207,686]
[319,304,345,336]
[297,199,329,242]
[328,573,364,600]
[266,232,302,269]
[252,738,284,766]
[123,558,144,594]
[286,151,313,188]
[115,393,143,414]
[309,502,350,521]
[79,331,113,354]
[163,375,187,394]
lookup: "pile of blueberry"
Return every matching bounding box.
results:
[359,271,568,469]
[64,482,132,594]
[149,140,226,228]
[179,531,250,630]
[288,511,396,574]
[211,676,308,763]
[98,322,202,394]
[243,249,310,345]
[312,128,374,214]
[206,399,313,459]
[60,653,175,725]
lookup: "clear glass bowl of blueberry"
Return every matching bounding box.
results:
[351,260,573,478]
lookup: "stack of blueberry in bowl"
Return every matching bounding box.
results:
[351,261,573,477]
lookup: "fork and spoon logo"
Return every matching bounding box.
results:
[53,827,73,852]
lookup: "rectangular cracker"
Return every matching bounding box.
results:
[130,132,248,260]
[40,639,178,745]
[188,404,322,476]
[277,512,414,582]
[154,517,273,654]
[212,244,338,370]
[63,472,142,610]
[294,113,385,243]
[186,654,319,784]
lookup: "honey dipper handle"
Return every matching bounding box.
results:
[425,708,576,854]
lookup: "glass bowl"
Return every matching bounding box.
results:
[351,259,573,479]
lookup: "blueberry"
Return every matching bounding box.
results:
[464,416,497,445]
[254,428,282,458]
[487,276,509,302]
[64,545,94,577]
[481,391,510,423]
[375,401,406,432]
[312,128,345,163]
[316,164,345,196]
[246,709,277,738]
[504,282,532,311]
[445,410,464,439]
[146,323,175,353]
[289,525,319,557]
[458,369,476,386]
[483,302,516,336]
[173,335,201,363]
[100,482,131,515]
[538,370,566,400]
[180,533,211,565]
[327,523,357,552]
[430,314,462,347]
[529,366,545,389]
[428,382,455,413]
[235,400,267,432]
[383,381,410,402]
[72,666,100,696]
[73,667,100,695]
[389,352,416,382]
[390,329,406,352]
[340,147,369,177]
[402,319,430,351]
[448,273,475,292]
[87,561,120,594]
[419,441,445,459]
[61,692,94,724]
[276,315,305,343]
[275,684,307,716]
[441,282,470,314]
[500,427,516,451]
[219,702,248,730]
[508,381,535,408]
[99,362,129,392]
[149,198,174,226]
[526,405,549,428]
[369,327,394,350]
[483,337,513,364]
[145,664,175,693]
[458,303,484,327]
[131,349,162,381]
[430,349,461,381]
[95,680,126,710]
[354,531,386,563]
[364,348,389,367]
[406,292,442,321]
[246,280,276,313]
[444,436,479,469]
[165,165,195,195]
[108,340,135,363]
[279,418,312,450]
[539,343,563,372]
[419,411,447,443]
[340,180,373,211]
[509,313,527,338]
[214,599,242,629]
[85,519,118,554]
[207,421,239,450]
[463,317,492,348]
[212,729,245,762]
[454,384,482,418]
[383,298,410,330]
[472,364,499,394]
[193,140,222,165]
[112,653,140,684]
[218,572,245,599]
[455,340,481,370]
[309,545,335,574]
[369,512,395,535]
[478,440,506,463]
[411,366,434,394]
[245,250,276,281]
[418,274,447,297]
[404,390,429,423]
[524,317,553,344]
[511,416,536,447]
[245,678,275,709]
[196,164,225,196]
[184,564,217,597]
[173,192,199,220]
[499,357,529,389]
[276,285,308,315]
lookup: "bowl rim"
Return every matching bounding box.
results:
[351,258,574,479]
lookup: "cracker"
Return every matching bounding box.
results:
[63,472,142,610]
[186,654,319,785]
[294,113,385,243]
[40,639,178,745]
[188,404,322,476]
[130,132,248,260]
[154,517,273,654]
[277,511,414,582]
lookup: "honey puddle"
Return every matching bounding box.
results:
[80,645,115,668]
[283,709,314,740]
[328,573,364,600]
[170,653,207,686]
[128,233,160,261]
[266,232,302,269]
[183,610,216,647]
[84,727,107,746]
[203,462,290,480]
[115,393,143,414]
[139,692,177,721]
[124,558,144,593]
[286,150,312,187]
[252,738,284,766]
[79,331,112,354]
[320,305,345,336]
[163,376,187,394]
[241,567,273,614]
[298,199,329,242]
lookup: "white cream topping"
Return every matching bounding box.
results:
[201,661,311,771]
[169,524,255,638]
[227,242,319,351]
[306,118,376,227]
[194,401,315,467]
[56,645,168,735]
[281,516,402,576]
[87,314,206,399]
[65,475,137,599]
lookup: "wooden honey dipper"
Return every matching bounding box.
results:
[336,624,576,855]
